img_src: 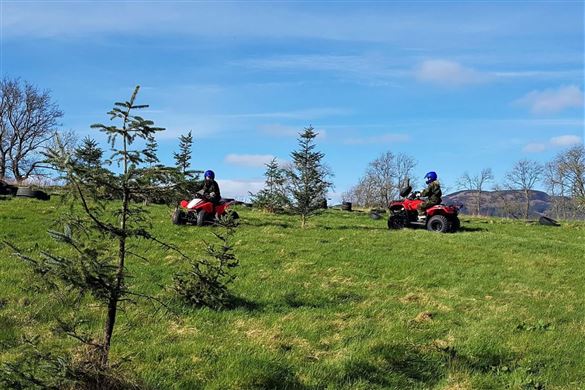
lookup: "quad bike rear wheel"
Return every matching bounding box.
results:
[450,217,460,232]
[388,210,407,230]
[427,215,451,233]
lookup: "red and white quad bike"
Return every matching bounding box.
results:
[387,183,460,233]
[172,196,239,226]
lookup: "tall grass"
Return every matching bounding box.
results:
[1,197,584,389]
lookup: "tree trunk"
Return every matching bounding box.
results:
[524,189,530,219]
[101,130,130,367]
[476,190,482,216]
[101,193,128,367]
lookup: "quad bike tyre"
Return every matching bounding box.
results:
[16,187,34,198]
[427,215,451,233]
[172,209,186,225]
[387,211,407,229]
[450,217,461,232]
[196,210,207,227]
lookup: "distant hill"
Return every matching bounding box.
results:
[443,189,552,217]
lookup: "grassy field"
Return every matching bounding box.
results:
[1,197,584,389]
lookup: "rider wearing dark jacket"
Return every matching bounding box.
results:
[198,170,221,204]
[417,171,442,216]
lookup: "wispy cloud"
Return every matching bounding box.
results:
[225,154,275,168]
[344,133,411,145]
[522,143,547,153]
[514,85,584,114]
[219,108,351,120]
[523,134,582,153]
[550,135,583,147]
[4,3,528,44]
[414,60,488,87]
[218,179,265,201]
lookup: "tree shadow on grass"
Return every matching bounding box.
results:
[282,290,364,309]
[234,360,308,390]
[223,295,263,312]
[340,343,446,388]
[242,220,295,229]
[323,225,388,231]
[458,226,486,232]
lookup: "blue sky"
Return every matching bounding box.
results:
[2,1,584,201]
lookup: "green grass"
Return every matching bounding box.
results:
[1,197,584,389]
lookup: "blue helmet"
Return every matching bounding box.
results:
[204,170,215,180]
[424,171,437,184]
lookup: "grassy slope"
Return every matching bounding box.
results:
[0,197,584,389]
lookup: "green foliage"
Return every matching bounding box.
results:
[250,157,289,213]
[174,216,240,309]
[0,336,140,390]
[172,131,203,202]
[74,136,103,169]
[286,126,332,227]
[6,86,181,382]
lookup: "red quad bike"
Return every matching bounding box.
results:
[387,183,460,233]
[172,196,239,226]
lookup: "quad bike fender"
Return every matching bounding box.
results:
[426,204,458,216]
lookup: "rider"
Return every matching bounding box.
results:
[417,171,442,221]
[197,170,221,205]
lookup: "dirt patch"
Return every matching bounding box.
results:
[414,311,434,323]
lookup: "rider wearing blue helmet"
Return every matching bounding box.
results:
[197,170,221,204]
[417,171,442,220]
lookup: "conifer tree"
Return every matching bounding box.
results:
[250,157,288,212]
[74,136,103,168]
[8,86,180,374]
[174,131,193,176]
[286,126,332,227]
[172,130,203,197]
[144,135,160,166]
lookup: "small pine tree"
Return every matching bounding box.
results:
[173,216,240,309]
[250,157,288,212]
[144,135,160,166]
[174,131,193,176]
[74,136,103,168]
[286,126,332,227]
[173,131,202,197]
[7,87,180,380]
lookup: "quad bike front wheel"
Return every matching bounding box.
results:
[196,210,207,227]
[427,215,451,233]
[172,209,186,225]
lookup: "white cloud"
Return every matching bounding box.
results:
[259,124,300,137]
[217,179,265,201]
[514,85,584,114]
[414,60,487,87]
[550,135,582,146]
[523,134,583,153]
[225,154,275,168]
[344,133,410,145]
[523,143,547,153]
[221,108,351,120]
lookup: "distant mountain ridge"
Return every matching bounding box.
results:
[443,189,552,217]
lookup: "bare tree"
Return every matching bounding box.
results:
[0,78,63,182]
[344,151,416,208]
[456,168,494,215]
[545,145,585,219]
[505,159,544,219]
